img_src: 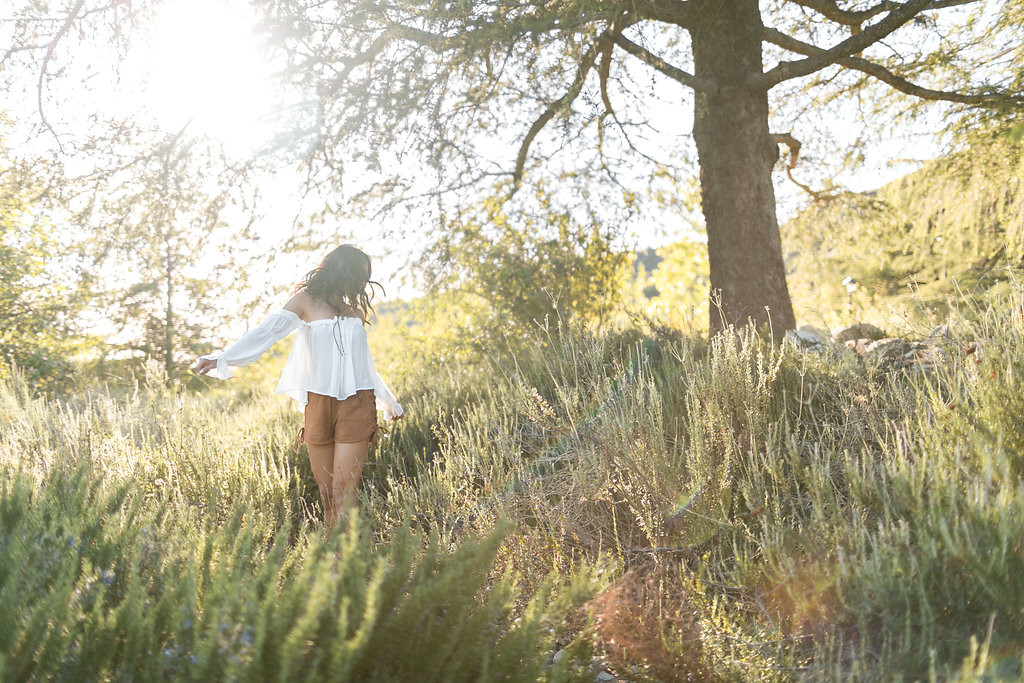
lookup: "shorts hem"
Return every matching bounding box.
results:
[335,425,379,445]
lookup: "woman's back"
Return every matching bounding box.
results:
[278,315,375,404]
[300,293,365,324]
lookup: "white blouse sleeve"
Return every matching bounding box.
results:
[367,353,404,419]
[200,309,303,380]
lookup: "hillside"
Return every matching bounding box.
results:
[4,278,1024,679]
[782,126,1024,328]
[625,126,1023,333]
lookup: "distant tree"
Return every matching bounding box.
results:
[629,239,711,329]
[784,118,1024,323]
[0,139,87,392]
[2,5,271,380]
[82,131,260,378]
[251,0,1024,334]
[421,188,630,329]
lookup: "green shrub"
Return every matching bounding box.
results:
[368,285,1024,679]
[0,374,597,681]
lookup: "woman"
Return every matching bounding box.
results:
[193,245,403,528]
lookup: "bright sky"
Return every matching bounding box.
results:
[120,0,279,155]
[102,0,412,308]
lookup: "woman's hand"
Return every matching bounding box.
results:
[193,357,218,376]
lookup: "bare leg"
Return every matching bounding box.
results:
[331,439,370,522]
[306,441,340,528]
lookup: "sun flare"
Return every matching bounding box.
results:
[132,0,278,152]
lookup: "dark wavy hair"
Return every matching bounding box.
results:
[294,245,383,322]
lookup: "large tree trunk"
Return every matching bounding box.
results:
[690,0,795,336]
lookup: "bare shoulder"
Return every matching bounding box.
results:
[283,291,312,319]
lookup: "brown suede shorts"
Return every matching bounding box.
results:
[301,390,378,445]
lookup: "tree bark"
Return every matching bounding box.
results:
[690,0,795,336]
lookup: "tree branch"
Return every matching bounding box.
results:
[763,26,1024,105]
[596,9,634,121]
[598,40,615,116]
[512,40,604,188]
[36,0,87,151]
[759,0,935,87]
[612,34,709,90]
[772,133,801,170]
[328,11,614,90]
[791,0,895,25]
[790,0,979,26]
[331,23,449,89]
[771,133,824,200]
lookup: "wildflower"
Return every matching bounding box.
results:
[66,537,75,548]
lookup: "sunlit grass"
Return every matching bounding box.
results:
[3,282,1024,679]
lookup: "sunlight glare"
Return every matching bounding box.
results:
[135,0,277,153]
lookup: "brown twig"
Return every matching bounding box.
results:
[771,133,824,200]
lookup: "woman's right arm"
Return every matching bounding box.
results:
[194,294,308,379]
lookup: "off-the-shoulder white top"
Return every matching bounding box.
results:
[199,309,403,418]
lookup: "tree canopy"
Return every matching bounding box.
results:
[250,0,1023,333]
[2,0,1022,342]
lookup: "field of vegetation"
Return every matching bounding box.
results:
[2,125,1023,682]
[3,262,1023,679]
[3,0,1023,676]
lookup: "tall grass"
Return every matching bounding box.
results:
[366,283,1024,679]
[3,282,1024,679]
[0,368,597,681]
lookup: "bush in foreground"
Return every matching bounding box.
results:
[0,379,595,681]
[368,281,1024,679]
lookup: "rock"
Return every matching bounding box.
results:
[594,671,617,682]
[844,338,874,355]
[864,338,914,365]
[786,328,827,352]
[820,318,963,373]
[834,323,886,344]
[905,344,944,371]
[552,649,566,664]
[841,334,947,372]
[798,324,830,342]
[794,317,963,374]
